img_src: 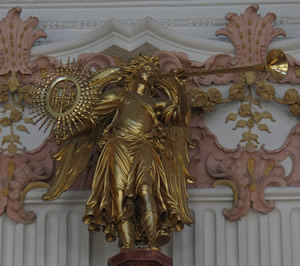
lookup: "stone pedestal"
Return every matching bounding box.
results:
[107,249,173,266]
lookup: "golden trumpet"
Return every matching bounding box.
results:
[152,49,288,81]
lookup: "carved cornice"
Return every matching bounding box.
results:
[28,16,300,63]
[0,0,300,7]
[34,18,224,34]
[30,17,235,61]
[35,16,299,33]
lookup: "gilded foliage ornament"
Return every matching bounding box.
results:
[189,72,279,149]
[255,80,275,101]
[229,79,245,100]
[0,72,36,153]
[225,73,277,149]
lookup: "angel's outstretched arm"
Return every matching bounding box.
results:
[155,76,190,127]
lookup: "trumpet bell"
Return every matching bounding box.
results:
[265,49,288,81]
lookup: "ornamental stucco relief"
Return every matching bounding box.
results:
[0,5,300,223]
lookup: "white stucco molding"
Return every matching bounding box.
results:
[31,17,234,61]
[30,17,300,62]
[24,186,300,205]
[1,1,300,8]
[188,186,300,201]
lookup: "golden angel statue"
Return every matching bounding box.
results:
[32,54,194,250]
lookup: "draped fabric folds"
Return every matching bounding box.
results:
[43,56,193,248]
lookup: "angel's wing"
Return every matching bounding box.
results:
[162,126,194,225]
[40,66,122,201]
[154,72,194,225]
[42,131,96,201]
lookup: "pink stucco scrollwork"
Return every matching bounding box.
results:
[0,7,47,75]
[0,137,57,223]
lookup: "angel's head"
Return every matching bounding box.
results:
[121,54,159,95]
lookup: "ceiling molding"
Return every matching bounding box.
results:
[31,17,235,60]
[1,1,300,8]
[30,16,300,61]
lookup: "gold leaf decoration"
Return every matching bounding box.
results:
[240,131,259,146]
[255,80,275,101]
[238,104,251,117]
[213,180,239,207]
[247,157,255,178]
[290,104,300,115]
[24,117,34,124]
[257,123,271,133]
[261,111,275,122]
[188,88,208,108]
[252,99,261,108]
[233,120,248,130]
[3,102,11,112]
[207,87,223,103]
[283,88,299,104]
[229,80,245,100]
[7,72,20,93]
[245,142,256,149]
[10,108,22,122]
[2,135,10,145]
[12,134,21,144]
[252,112,262,123]
[224,71,281,149]
[262,163,274,178]
[7,143,17,154]
[241,132,250,143]
[0,84,8,102]
[245,71,256,86]
[16,125,30,134]
[0,117,10,126]
[249,132,259,143]
[225,113,237,123]
[0,72,38,153]
[203,101,215,112]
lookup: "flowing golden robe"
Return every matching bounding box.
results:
[82,88,186,246]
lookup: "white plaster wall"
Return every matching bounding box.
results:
[174,188,300,266]
[0,191,89,266]
[1,188,300,266]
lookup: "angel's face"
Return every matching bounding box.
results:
[135,65,153,95]
[140,65,152,82]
